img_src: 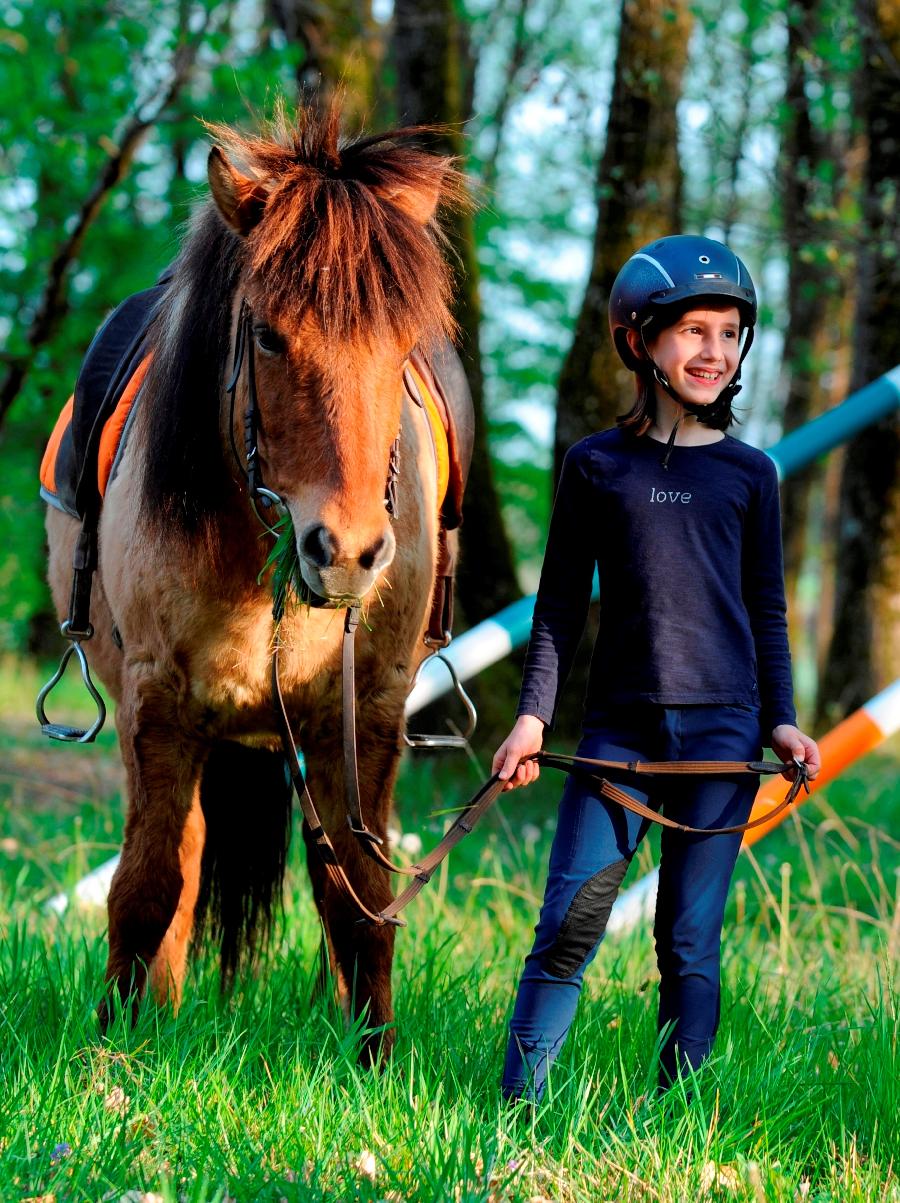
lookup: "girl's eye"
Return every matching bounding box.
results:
[253,325,284,355]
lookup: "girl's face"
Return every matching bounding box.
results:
[639,305,742,405]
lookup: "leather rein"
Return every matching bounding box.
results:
[229,298,811,929]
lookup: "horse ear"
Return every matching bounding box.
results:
[374,178,442,226]
[208,147,268,235]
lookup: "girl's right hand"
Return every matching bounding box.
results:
[492,714,546,791]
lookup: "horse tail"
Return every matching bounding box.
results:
[194,741,293,988]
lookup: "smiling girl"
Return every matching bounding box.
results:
[492,235,821,1101]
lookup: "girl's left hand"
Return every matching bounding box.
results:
[770,725,821,782]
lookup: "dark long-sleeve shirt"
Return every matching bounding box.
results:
[516,428,796,738]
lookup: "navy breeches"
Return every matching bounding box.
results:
[501,703,763,1100]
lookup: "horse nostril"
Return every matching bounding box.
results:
[358,535,386,571]
[301,524,335,568]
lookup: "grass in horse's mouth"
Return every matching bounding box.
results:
[260,511,305,621]
[260,512,374,628]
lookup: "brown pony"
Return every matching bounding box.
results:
[45,105,465,1061]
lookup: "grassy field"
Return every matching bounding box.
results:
[1,666,898,1202]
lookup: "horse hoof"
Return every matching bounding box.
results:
[358,1025,396,1071]
[97,987,141,1032]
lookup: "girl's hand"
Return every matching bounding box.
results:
[770,724,821,782]
[492,714,545,791]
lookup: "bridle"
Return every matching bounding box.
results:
[225,295,811,928]
[226,297,401,532]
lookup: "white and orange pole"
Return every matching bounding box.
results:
[606,679,900,935]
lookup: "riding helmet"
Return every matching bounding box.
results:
[609,234,758,379]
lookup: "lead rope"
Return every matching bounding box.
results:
[375,752,810,925]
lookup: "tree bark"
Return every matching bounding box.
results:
[553,0,693,483]
[817,0,900,724]
[266,0,384,126]
[392,0,520,622]
[779,0,840,620]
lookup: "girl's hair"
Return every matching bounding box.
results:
[616,309,744,434]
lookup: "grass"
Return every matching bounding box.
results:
[1,664,898,1202]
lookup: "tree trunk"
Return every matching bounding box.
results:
[817,0,900,725]
[266,0,384,126]
[779,0,843,645]
[392,0,519,622]
[553,0,693,483]
[548,0,691,738]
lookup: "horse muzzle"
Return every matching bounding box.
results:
[297,521,396,602]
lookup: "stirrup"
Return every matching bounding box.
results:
[404,647,477,749]
[36,621,107,743]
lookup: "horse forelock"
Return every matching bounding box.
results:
[207,106,467,343]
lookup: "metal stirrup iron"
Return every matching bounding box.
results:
[36,525,107,743]
[404,645,477,749]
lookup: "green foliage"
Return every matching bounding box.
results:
[260,510,304,622]
[0,0,883,654]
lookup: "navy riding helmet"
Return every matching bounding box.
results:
[609,234,758,419]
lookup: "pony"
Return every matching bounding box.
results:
[44,104,468,1062]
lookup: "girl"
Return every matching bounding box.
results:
[492,235,821,1100]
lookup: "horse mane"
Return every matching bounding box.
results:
[141,104,466,531]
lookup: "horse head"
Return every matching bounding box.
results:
[202,106,464,602]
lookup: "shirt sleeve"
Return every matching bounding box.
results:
[516,442,596,729]
[741,457,797,735]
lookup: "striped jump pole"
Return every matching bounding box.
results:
[605,678,900,935]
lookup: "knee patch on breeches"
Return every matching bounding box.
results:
[542,857,630,979]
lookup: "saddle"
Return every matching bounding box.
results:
[40,274,170,520]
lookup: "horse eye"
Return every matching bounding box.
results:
[253,324,284,355]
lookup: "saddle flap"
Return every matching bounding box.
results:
[409,341,474,530]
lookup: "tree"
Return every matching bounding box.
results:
[266,0,385,124]
[553,0,693,483]
[778,0,849,632]
[817,0,900,722]
[392,0,520,623]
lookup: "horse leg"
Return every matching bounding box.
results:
[99,698,201,1029]
[304,730,403,1067]
[148,790,206,1010]
[302,822,350,1012]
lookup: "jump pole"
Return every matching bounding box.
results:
[605,678,900,935]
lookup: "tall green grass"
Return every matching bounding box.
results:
[1,688,898,1202]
